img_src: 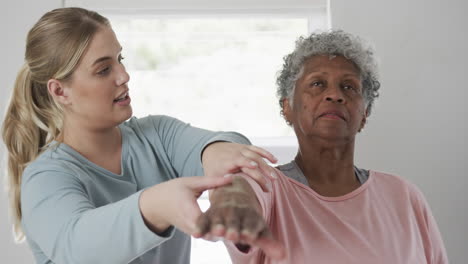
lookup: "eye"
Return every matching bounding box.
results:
[342,82,361,93]
[343,84,354,90]
[310,81,324,87]
[97,67,110,75]
[118,54,125,64]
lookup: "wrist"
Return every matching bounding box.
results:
[201,141,228,166]
[139,187,171,234]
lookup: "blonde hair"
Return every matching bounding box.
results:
[1,7,109,242]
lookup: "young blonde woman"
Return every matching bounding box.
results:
[1,7,278,264]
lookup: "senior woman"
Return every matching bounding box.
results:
[195,30,449,263]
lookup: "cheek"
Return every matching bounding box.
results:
[294,98,317,126]
[301,96,321,115]
[291,99,308,120]
[352,104,367,125]
[358,103,367,116]
[295,94,313,111]
[75,86,111,110]
[73,84,94,99]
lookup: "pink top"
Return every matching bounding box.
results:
[225,170,448,264]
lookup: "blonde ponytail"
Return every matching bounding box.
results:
[2,63,63,241]
[1,7,109,242]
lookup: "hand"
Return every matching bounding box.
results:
[139,175,233,236]
[202,142,278,192]
[195,176,285,260]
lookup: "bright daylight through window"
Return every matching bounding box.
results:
[109,17,311,138]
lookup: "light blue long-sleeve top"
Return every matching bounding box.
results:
[20,115,250,264]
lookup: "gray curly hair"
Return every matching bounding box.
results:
[277,30,380,117]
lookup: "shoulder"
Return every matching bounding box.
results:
[371,170,412,187]
[371,171,444,248]
[123,115,184,130]
[24,146,77,176]
[22,145,86,189]
[23,159,74,182]
[21,150,86,214]
[121,115,189,137]
[370,170,428,205]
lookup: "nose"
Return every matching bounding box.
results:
[324,86,345,104]
[116,64,130,86]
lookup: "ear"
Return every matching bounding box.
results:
[282,98,293,126]
[358,108,369,132]
[47,79,71,105]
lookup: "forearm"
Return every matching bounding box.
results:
[24,191,171,264]
[152,115,249,177]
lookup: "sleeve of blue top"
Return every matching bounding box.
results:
[21,162,173,264]
[149,115,251,177]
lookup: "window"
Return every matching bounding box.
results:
[109,16,307,137]
[66,1,328,263]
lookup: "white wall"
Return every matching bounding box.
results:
[331,0,468,263]
[0,0,466,263]
[0,1,63,262]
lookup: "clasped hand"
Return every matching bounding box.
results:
[195,176,286,260]
[202,142,279,192]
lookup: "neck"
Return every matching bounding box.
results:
[60,119,122,164]
[294,136,359,194]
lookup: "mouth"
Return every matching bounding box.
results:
[113,91,129,103]
[319,111,346,121]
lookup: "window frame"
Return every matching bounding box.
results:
[65,0,329,32]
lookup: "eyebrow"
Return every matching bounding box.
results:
[91,47,123,67]
[91,56,111,67]
[302,71,327,80]
[342,73,361,79]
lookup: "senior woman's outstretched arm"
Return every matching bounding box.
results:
[195,175,285,260]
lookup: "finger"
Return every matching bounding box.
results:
[194,212,211,238]
[186,175,233,193]
[240,209,267,241]
[247,145,278,164]
[183,200,205,235]
[235,153,260,170]
[241,167,269,192]
[208,212,227,237]
[241,150,278,181]
[224,207,242,242]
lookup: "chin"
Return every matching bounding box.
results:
[314,128,353,141]
[126,107,133,119]
[117,108,133,123]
